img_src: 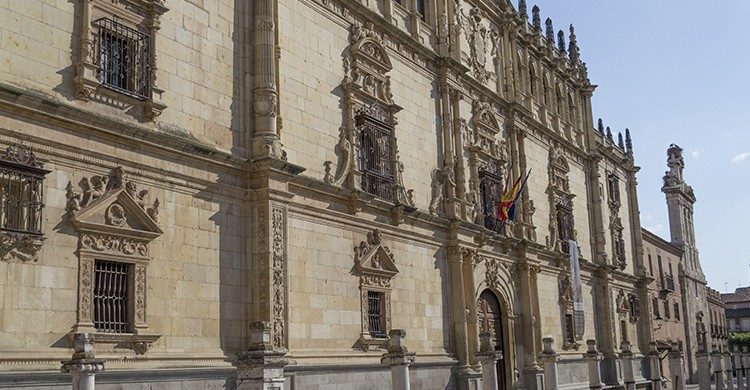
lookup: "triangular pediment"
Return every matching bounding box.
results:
[70,188,162,240]
[355,244,399,278]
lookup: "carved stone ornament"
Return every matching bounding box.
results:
[469,98,507,161]
[627,293,640,324]
[455,3,496,84]
[615,289,630,317]
[353,229,399,351]
[328,22,414,212]
[67,167,162,350]
[271,207,287,349]
[485,258,501,290]
[559,274,574,309]
[0,144,50,262]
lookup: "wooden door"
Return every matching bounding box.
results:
[477,290,506,390]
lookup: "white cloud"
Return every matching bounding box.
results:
[732,152,750,164]
[645,223,668,236]
[691,149,701,159]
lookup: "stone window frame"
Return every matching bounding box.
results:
[328,23,415,214]
[66,167,162,354]
[546,147,577,253]
[74,0,168,121]
[0,144,50,262]
[353,229,399,352]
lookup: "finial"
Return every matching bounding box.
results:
[532,6,541,32]
[606,126,613,142]
[557,30,566,52]
[568,24,580,62]
[625,128,632,152]
[597,118,604,134]
[519,0,528,19]
[618,132,625,149]
[545,18,554,42]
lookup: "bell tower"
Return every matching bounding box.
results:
[661,143,707,384]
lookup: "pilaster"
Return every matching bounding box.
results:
[233,321,289,390]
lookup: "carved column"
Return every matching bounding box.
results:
[450,90,467,201]
[725,350,735,390]
[669,342,686,390]
[619,341,635,390]
[539,337,560,390]
[516,259,542,388]
[381,329,416,390]
[475,332,501,390]
[61,333,104,390]
[448,245,470,374]
[583,340,604,390]
[713,347,726,390]
[252,0,284,160]
[696,349,710,390]
[233,322,289,390]
[648,342,663,390]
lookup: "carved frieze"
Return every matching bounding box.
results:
[80,233,149,257]
[455,3,496,84]
[271,207,287,349]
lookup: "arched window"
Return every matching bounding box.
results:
[542,76,550,107]
[529,65,536,98]
[568,93,577,125]
[556,86,564,118]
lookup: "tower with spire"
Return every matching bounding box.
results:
[661,143,708,383]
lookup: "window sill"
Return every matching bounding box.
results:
[89,332,162,355]
[356,334,389,352]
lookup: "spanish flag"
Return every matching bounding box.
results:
[496,169,531,222]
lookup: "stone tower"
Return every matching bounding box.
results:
[661,144,708,383]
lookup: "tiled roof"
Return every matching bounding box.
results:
[722,287,750,303]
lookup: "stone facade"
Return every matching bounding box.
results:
[0,0,708,389]
[707,287,729,349]
[724,287,750,333]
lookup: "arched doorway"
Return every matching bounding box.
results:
[477,289,507,390]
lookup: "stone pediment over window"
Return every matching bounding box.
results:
[354,230,399,283]
[69,186,162,241]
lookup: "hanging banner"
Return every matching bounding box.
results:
[568,239,585,339]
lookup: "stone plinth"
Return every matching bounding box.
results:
[233,322,289,390]
[583,340,604,390]
[60,333,105,390]
[381,329,416,390]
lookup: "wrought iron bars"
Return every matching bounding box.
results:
[367,291,385,338]
[94,18,150,100]
[357,114,394,202]
[94,260,131,333]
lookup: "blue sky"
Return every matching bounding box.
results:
[531,1,750,291]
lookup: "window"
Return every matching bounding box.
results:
[0,144,49,262]
[568,94,577,125]
[556,202,574,252]
[607,173,621,207]
[564,314,575,343]
[664,300,670,319]
[94,260,131,333]
[357,111,394,201]
[415,0,426,21]
[648,255,653,276]
[620,320,628,344]
[652,297,660,318]
[479,166,504,233]
[542,77,550,106]
[674,302,681,321]
[529,66,536,97]
[367,291,386,338]
[658,255,664,284]
[555,87,564,117]
[95,18,150,100]
[73,0,167,120]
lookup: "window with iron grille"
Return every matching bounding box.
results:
[357,113,394,202]
[556,202,574,253]
[663,300,670,319]
[564,314,575,343]
[479,167,504,233]
[607,173,621,207]
[0,149,47,236]
[674,302,681,321]
[94,18,150,100]
[652,297,660,319]
[367,291,386,338]
[416,0,426,21]
[94,259,131,333]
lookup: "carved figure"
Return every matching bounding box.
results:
[663,144,684,187]
[429,167,446,215]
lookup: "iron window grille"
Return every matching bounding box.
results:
[0,146,48,236]
[652,297,660,319]
[416,0,426,21]
[607,174,621,209]
[479,168,504,233]
[94,259,131,333]
[555,201,574,253]
[94,18,151,100]
[357,113,394,202]
[367,291,386,338]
